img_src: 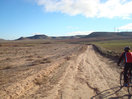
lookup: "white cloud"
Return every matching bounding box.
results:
[118,23,132,30]
[98,0,132,18]
[66,31,93,36]
[35,0,132,18]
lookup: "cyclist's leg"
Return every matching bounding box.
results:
[124,64,129,84]
[130,63,132,81]
[130,63,132,71]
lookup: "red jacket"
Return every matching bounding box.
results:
[118,52,132,64]
[125,52,132,63]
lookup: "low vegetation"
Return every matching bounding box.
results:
[91,39,132,59]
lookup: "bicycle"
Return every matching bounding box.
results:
[120,68,132,94]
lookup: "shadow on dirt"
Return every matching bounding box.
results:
[91,86,132,99]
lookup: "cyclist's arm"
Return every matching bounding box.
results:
[117,52,125,65]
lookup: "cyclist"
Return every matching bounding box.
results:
[117,46,132,86]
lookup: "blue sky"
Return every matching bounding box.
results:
[0,0,132,40]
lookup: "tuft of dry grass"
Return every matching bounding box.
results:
[28,58,51,66]
[34,76,49,85]
[64,56,71,60]
[3,66,12,70]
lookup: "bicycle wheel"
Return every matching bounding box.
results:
[120,72,124,87]
[128,86,132,94]
[127,72,132,94]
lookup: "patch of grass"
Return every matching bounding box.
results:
[87,39,132,60]
[92,40,132,54]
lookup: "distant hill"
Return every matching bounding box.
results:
[0,38,5,41]
[51,35,86,39]
[16,32,132,41]
[17,34,86,40]
[0,39,4,40]
[117,32,132,36]
[84,32,132,38]
[17,35,48,40]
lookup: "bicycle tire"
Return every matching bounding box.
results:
[120,70,132,94]
[120,72,124,87]
[127,71,132,94]
[128,86,132,94]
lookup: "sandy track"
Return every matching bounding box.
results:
[0,45,130,99]
[40,45,129,99]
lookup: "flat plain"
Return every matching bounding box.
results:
[0,40,130,99]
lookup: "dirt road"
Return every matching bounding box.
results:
[40,45,129,99]
[0,45,130,99]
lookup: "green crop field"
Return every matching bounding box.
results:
[92,40,132,55]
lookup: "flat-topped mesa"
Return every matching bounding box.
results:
[17,35,48,40]
[28,35,48,39]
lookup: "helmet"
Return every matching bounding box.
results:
[124,46,130,52]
